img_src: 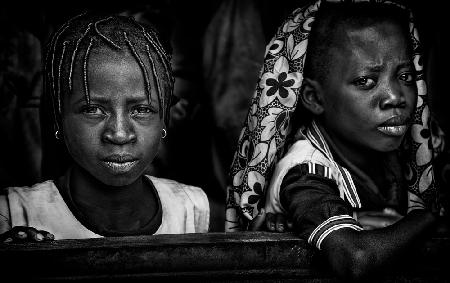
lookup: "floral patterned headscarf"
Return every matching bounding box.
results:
[226,0,442,231]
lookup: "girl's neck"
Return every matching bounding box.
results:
[70,164,146,209]
[315,121,383,177]
[65,164,160,234]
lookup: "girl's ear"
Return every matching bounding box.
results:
[300,78,324,115]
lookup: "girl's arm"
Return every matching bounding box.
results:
[279,165,438,281]
[321,209,436,281]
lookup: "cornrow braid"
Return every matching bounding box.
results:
[134,20,174,124]
[44,12,174,134]
[69,23,92,93]
[137,23,174,85]
[56,41,68,113]
[83,37,94,105]
[45,14,83,134]
[146,44,164,121]
[123,31,152,104]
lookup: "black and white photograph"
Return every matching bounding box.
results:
[0,0,448,281]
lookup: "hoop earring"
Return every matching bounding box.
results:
[161,128,167,139]
[55,130,60,140]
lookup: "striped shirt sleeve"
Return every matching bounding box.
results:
[280,163,362,250]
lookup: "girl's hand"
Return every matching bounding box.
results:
[0,226,54,243]
[356,208,403,230]
[249,208,293,232]
[265,212,293,232]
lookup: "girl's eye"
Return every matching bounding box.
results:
[353,77,376,89]
[131,105,157,116]
[399,72,415,84]
[82,105,104,115]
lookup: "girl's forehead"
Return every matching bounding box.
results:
[66,48,159,104]
[88,46,163,75]
[326,23,411,76]
[334,20,408,52]
[88,51,144,83]
[89,48,134,65]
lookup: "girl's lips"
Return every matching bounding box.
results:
[101,160,138,174]
[377,125,408,137]
[380,115,410,127]
[377,115,410,137]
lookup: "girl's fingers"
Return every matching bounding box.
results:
[38,230,55,241]
[1,226,54,243]
[265,213,290,232]
[26,228,43,242]
[0,229,14,242]
[276,214,286,233]
[29,227,54,242]
[12,229,28,241]
[265,212,276,231]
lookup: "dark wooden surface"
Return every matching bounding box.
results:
[0,231,449,282]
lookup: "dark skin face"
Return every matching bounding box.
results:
[62,50,163,188]
[315,20,417,170]
[59,49,164,231]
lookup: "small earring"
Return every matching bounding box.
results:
[55,130,60,140]
[161,128,167,139]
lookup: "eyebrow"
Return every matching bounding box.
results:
[73,96,156,105]
[363,60,412,73]
[365,64,383,72]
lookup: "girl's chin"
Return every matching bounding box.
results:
[95,171,143,187]
[377,140,404,153]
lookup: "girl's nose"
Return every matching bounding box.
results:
[102,113,137,145]
[379,81,406,110]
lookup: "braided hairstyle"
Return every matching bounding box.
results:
[41,12,174,180]
[44,12,174,133]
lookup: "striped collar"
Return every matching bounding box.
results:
[305,121,362,208]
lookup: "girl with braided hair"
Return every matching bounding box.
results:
[0,12,209,241]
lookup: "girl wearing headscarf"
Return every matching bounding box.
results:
[226,0,445,280]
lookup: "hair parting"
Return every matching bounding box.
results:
[94,17,122,50]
